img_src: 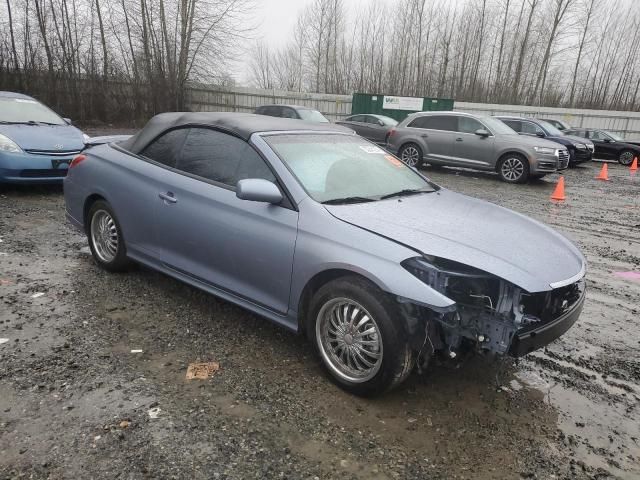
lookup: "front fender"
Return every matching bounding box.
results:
[290,200,455,315]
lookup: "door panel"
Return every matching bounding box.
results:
[452,134,495,168]
[589,131,614,159]
[408,115,456,162]
[156,176,298,314]
[154,127,298,314]
[452,116,495,168]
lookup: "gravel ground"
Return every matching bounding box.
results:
[1,153,639,479]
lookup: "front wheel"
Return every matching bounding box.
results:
[498,154,530,183]
[87,200,131,272]
[619,150,635,166]
[308,276,413,396]
[398,143,422,168]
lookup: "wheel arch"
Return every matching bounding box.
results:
[296,268,388,336]
[83,194,107,233]
[495,150,529,172]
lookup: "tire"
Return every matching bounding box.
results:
[86,200,130,272]
[307,276,414,397]
[618,150,635,166]
[497,153,530,183]
[398,143,422,168]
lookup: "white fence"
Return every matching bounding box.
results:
[185,86,640,137]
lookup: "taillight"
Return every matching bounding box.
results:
[69,154,87,169]
[388,129,396,138]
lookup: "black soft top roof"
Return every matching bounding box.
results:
[120,112,351,154]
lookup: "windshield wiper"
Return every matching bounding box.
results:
[380,188,433,200]
[322,196,376,205]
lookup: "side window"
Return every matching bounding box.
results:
[503,120,522,132]
[409,115,456,131]
[140,128,189,167]
[281,108,298,119]
[458,116,485,134]
[176,128,276,187]
[521,122,544,135]
[590,131,608,140]
[364,116,381,125]
[263,106,280,117]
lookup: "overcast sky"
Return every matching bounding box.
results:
[238,0,374,83]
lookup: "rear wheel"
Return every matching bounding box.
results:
[87,200,130,272]
[619,150,635,166]
[498,154,530,183]
[399,143,422,168]
[308,276,413,396]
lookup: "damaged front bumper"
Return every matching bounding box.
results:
[400,256,586,358]
[508,285,585,356]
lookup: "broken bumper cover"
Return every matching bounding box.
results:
[508,285,586,357]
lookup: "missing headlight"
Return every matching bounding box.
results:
[401,256,532,355]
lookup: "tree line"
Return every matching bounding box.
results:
[0,0,252,123]
[249,0,640,111]
[1,0,639,124]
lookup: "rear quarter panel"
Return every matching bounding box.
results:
[64,144,168,258]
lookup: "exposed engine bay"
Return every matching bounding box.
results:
[400,256,585,363]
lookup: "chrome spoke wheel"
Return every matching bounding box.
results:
[90,210,118,263]
[316,298,383,383]
[620,151,634,165]
[401,146,420,167]
[501,157,524,181]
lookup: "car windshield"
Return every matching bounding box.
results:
[298,109,330,123]
[0,97,66,125]
[537,120,564,136]
[377,115,398,126]
[481,116,516,134]
[265,134,437,203]
[605,131,624,141]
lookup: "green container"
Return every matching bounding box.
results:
[351,93,454,122]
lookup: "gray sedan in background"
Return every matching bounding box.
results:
[335,114,398,144]
[387,112,569,183]
[64,113,586,396]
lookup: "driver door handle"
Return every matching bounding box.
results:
[456,137,463,142]
[158,192,178,204]
[421,133,429,138]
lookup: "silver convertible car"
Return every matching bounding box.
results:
[64,113,586,396]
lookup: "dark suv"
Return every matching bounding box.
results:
[254,105,330,123]
[496,117,593,166]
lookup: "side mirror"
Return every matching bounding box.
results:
[236,178,283,204]
[63,117,72,125]
[377,120,385,126]
[604,138,612,143]
[475,129,490,137]
[536,131,545,138]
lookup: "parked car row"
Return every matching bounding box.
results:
[251,105,610,183]
[386,112,571,183]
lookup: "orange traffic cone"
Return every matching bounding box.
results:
[631,157,638,172]
[551,176,566,201]
[596,163,609,181]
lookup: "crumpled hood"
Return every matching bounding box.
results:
[0,124,85,151]
[325,189,585,293]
